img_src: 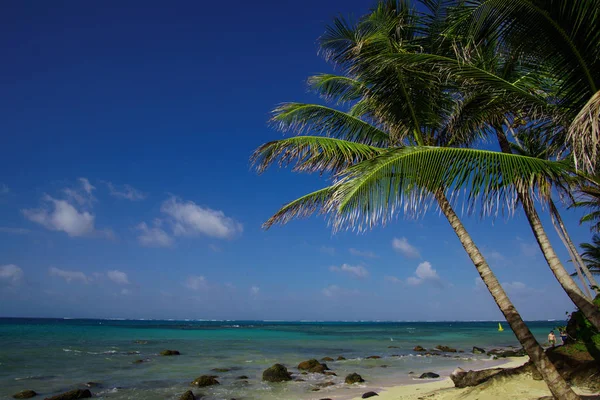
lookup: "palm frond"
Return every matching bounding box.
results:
[270,103,390,146]
[251,136,384,175]
[327,146,572,231]
[568,90,600,173]
[263,186,336,229]
[308,74,367,104]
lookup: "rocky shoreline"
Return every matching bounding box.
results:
[11,344,533,400]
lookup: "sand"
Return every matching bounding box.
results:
[351,357,599,400]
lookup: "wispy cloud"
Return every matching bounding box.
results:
[107,270,129,285]
[320,246,336,256]
[384,275,402,284]
[349,248,377,258]
[49,267,90,283]
[250,286,260,295]
[0,264,23,284]
[105,182,146,201]
[392,237,420,258]
[329,263,369,279]
[0,184,9,194]
[135,222,173,248]
[22,178,111,238]
[161,196,242,240]
[322,284,341,297]
[185,275,208,290]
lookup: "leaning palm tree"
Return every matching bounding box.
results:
[573,175,600,234]
[253,2,579,398]
[370,0,600,329]
[510,130,600,297]
[581,235,600,277]
[442,0,600,326]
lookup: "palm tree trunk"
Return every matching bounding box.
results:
[549,200,600,296]
[435,192,579,400]
[495,129,600,330]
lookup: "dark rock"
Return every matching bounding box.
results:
[160,349,180,356]
[191,375,220,387]
[132,359,146,364]
[321,357,334,361]
[236,375,249,379]
[336,356,346,360]
[319,398,333,400]
[133,340,148,344]
[262,364,292,382]
[435,345,457,353]
[294,378,306,382]
[472,347,485,354]
[84,382,99,388]
[362,392,379,398]
[44,389,92,400]
[345,373,365,384]
[418,372,440,379]
[413,346,426,352]
[366,355,381,359]
[297,359,329,373]
[388,346,399,348]
[179,390,196,400]
[408,371,414,374]
[449,367,504,388]
[380,365,388,368]
[211,368,231,373]
[486,348,526,358]
[324,371,337,376]
[12,390,37,399]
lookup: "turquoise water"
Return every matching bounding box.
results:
[0,319,562,400]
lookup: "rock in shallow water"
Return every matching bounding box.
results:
[362,391,379,398]
[413,345,426,352]
[419,372,440,379]
[44,389,92,400]
[297,359,329,373]
[191,375,220,387]
[160,349,180,356]
[345,373,365,384]
[12,390,37,399]
[450,367,503,388]
[262,364,292,382]
[179,390,196,400]
[435,345,457,353]
[472,346,485,354]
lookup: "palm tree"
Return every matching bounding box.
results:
[581,235,600,277]
[253,2,579,398]
[371,0,600,329]
[510,131,600,297]
[573,176,600,234]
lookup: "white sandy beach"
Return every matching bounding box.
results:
[351,357,599,400]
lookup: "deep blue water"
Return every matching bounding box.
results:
[0,319,563,399]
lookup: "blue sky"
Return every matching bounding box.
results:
[0,0,593,321]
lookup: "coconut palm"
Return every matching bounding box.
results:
[253,2,579,398]
[573,176,600,234]
[448,0,600,174]
[367,0,600,329]
[580,235,600,277]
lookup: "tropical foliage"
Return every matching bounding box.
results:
[581,235,600,276]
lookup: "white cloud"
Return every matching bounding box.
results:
[520,242,538,258]
[329,263,369,279]
[121,288,131,296]
[385,275,402,284]
[185,275,208,290]
[23,196,95,237]
[503,281,529,294]
[0,184,9,194]
[406,261,442,286]
[209,244,222,252]
[320,246,336,256]
[107,270,129,285]
[161,196,242,239]
[349,248,377,258]
[392,237,420,258]
[63,178,96,206]
[250,286,260,295]
[322,284,341,297]
[0,264,23,284]
[49,267,89,283]
[106,182,146,201]
[135,222,173,248]
[0,227,30,235]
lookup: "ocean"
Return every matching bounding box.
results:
[0,318,561,400]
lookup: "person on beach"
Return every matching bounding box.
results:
[560,330,568,344]
[548,330,556,347]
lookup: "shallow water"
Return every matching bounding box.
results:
[0,319,561,399]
